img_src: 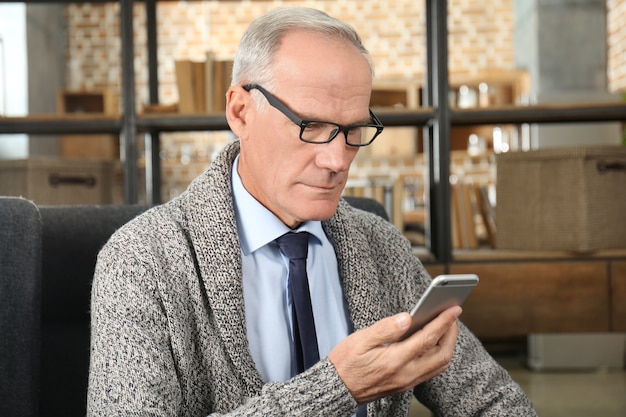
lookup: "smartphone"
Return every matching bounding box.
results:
[402,274,479,340]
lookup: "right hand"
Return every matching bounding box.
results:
[328,306,461,404]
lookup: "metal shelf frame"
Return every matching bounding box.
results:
[1,0,625,261]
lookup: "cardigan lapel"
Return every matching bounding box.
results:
[323,200,388,331]
[182,141,264,398]
[323,202,395,416]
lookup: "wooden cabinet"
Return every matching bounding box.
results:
[420,250,626,340]
[57,90,118,115]
[450,261,610,337]
[612,261,626,332]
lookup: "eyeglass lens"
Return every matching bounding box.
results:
[301,123,380,146]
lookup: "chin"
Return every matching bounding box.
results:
[298,197,341,221]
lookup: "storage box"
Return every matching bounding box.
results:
[0,158,114,205]
[58,134,120,161]
[528,333,625,370]
[496,146,626,251]
[368,81,420,159]
[57,89,119,160]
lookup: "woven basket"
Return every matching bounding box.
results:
[495,146,626,251]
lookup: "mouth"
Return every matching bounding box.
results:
[300,174,347,195]
[302,182,343,194]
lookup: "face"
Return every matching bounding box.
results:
[226,30,373,228]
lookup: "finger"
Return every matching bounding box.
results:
[402,323,460,388]
[436,317,459,350]
[359,312,413,348]
[400,308,460,369]
[431,305,463,327]
[414,306,462,347]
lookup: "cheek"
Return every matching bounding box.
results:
[249,129,303,184]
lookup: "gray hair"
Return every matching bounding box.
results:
[230,7,373,91]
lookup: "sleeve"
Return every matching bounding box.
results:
[413,322,538,416]
[358,212,536,416]
[206,360,358,417]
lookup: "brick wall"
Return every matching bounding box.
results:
[448,0,514,74]
[65,0,520,110]
[65,0,625,108]
[65,3,121,91]
[608,0,626,93]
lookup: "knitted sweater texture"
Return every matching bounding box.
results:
[87,141,536,416]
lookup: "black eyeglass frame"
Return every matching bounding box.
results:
[243,84,385,147]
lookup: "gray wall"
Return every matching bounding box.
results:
[514,0,621,148]
[26,3,66,157]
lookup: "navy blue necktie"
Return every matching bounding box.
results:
[276,232,319,374]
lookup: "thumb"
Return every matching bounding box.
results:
[363,313,412,346]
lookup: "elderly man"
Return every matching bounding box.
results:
[87,7,536,416]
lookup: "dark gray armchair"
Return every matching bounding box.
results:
[38,204,149,416]
[0,198,42,417]
[0,198,148,417]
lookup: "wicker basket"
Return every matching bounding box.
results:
[495,146,626,251]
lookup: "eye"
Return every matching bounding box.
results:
[346,126,362,137]
[303,122,328,132]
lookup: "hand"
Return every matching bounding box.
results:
[328,306,461,404]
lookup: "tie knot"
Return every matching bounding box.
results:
[276,232,309,260]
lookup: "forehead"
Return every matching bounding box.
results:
[274,29,371,83]
[272,30,373,119]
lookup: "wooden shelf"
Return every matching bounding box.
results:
[451,248,626,262]
[3,102,624,135]
[136,112,229,132]
[0,114,121,135]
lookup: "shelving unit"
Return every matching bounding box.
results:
[1,0,626,263]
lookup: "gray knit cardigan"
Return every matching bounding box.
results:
[87,141,536,416]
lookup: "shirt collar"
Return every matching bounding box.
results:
[231,155,324,255]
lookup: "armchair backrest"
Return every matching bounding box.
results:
[38,204,149,417]
[0,197,42,417]
[343,196,389,221]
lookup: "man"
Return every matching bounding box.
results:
[87,7,536,416]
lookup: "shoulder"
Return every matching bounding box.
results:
[329,198,423,282]
[108,202,183,244]
[95,201,189,278]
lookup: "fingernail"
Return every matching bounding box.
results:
[395,313,410,329]
[453,306,463,318]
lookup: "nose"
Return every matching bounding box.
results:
[315,134,358,173]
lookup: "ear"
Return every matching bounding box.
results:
[225,85,251,141]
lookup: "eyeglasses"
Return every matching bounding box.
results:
[243,84,384,147]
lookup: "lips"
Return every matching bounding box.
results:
[299,182,343,196]
[299,173,346,193]
[308,184,336,190]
